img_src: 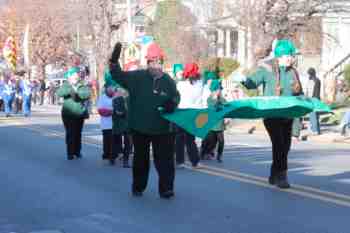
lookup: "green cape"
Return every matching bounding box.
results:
[162,96,331,138]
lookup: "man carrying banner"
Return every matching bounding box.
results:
[109,42,179,199]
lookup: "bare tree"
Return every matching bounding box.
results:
[229,0,340,62]
[148,0,209,64]
[0,0,74,77]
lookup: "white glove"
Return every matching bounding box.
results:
[230,71,247,83]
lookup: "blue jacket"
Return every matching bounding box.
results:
[3,81,15,96]
[20,80,33,96]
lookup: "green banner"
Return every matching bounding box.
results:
[162,96,331,138]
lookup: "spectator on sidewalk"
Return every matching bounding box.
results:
[57,67,91,160]
[31,79,40,105]
[306,67,321,135]
[14,77,23,114]
[39,79,46,105]
[0,74,4,112]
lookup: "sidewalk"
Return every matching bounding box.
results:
[227,119,350,144]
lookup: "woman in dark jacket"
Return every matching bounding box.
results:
[57,67,91,160]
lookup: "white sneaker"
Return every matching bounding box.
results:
[176,163,186,169]
[192,163,203,169]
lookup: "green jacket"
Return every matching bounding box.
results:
[112,90,130,135]
[207,95,227,131]
[110,64,180,135]
[243,61,302,97]
[57,81,91,119]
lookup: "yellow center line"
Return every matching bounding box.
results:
[193,167,350,208]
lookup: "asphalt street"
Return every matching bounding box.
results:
[0,106,350,233]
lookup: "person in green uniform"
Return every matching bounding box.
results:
[109,42,180,199]
[112,84,132,168]
[200,80,228,163]
[233,39,303,189]
[57,67,91,160]
[172,63,184,83]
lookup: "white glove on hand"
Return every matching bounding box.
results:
[230,71,247,83]
[230,66,247,82]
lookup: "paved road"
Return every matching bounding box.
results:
[0,106,350,233]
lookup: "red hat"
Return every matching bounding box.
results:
[183,63,200,79]
[145,43,165,61]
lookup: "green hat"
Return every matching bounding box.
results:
[203,70,218,84]
[64,67,80,79]
[104,68,117,87]
[274,39,296,58]
[209,79,222,92]
[173,64,184,76]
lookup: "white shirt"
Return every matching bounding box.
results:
[97,94,113,130]
[177,80,206,109]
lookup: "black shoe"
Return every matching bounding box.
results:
[75,154,83,159]
[123,160,130,168]
[275,171,290,189]
[67,155,74,160]
[217,155,223,163]
[102,154,108,160]
[268,176,276,185]
[109,159,115,165]
[132,191,143,197]
[160,190,175,199]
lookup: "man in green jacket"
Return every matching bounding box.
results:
[109,42,180,199]
[233,39,302,189]
[57,67,91,160]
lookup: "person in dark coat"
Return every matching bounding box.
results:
[306,67,321,135]
[109,42,179,199]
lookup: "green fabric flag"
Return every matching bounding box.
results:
[162,96,331,138]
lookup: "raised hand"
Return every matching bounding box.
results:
[110,42,123,64]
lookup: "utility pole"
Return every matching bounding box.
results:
[127,0,133,44]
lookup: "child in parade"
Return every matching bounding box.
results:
[172,64,184,83]
[97,82,118,165]
[200,80,227,163]
[112,83,132,168]
[176,63,205,169]
[109,42,179,199]
[57,67,91,160]
[233,39,303,189]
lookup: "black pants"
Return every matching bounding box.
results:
[14,97,22,113]
[132,131,175,194]
[201,131,225,159]
[0,99,4,111]
[62,116,84,156]
[263,118,293,176]
[113,133,132,161]
[40,91,45,105]
[102,129,120,160]
[175,128,200,166]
